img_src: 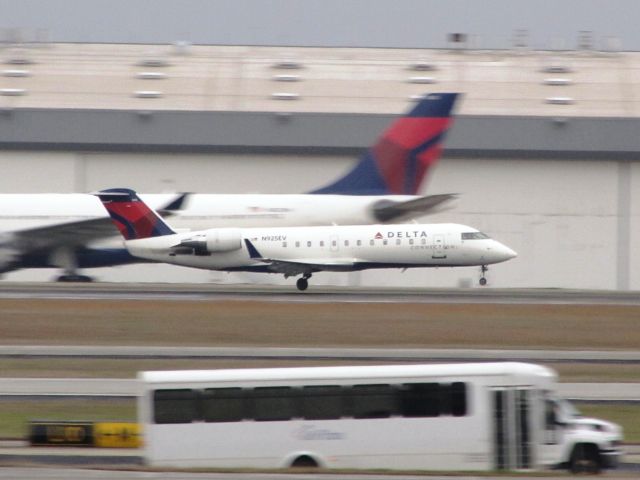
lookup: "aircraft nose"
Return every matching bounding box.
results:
[494,242,517,262]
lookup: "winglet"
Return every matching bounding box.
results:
[157,192,190,217]
[244,239,263,259]
[311,93,459,195]
[93,188,176,240]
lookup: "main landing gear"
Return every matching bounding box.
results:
[56,273,94,282]
[296,273,312,291]
[479,265,488,286]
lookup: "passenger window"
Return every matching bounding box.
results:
[295,241,300,248]
[357,240,362,247]
[344,240,349,247]
[400,383,440,417]
[320,241,325,247]
[409,239,414,245]
[350,384,398,419]
[383,240,388,246]
[370,239,374,246]
[307,241,312,247]
[250,387,296,422]
[396,239,401,245]
[444,382,468,417]
[282,241,287,248]
[202,388,245,423]
[332,240,337,247]
[301,385,343,420]
[421,238,426,245]
[153,389,198,424]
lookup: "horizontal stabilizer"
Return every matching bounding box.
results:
[373,193,458,222]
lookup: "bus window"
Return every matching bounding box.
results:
[400,383,440,417]
[350,384,397,419]
[301,385,343,420]
[153,389,198,424]
[440,382,468,417]
[202,388,245,423]
[251,387,296,422]
[450,382,468,416]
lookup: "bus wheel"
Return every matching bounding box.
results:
[291,455,318,468]
[569,443,601,474]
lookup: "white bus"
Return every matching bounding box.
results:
[138,362,622,473]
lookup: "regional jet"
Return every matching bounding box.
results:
[95,188,516,290]
[0,93,458,282]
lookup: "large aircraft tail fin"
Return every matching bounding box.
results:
[311,93,458,195]
[94,188,176,240]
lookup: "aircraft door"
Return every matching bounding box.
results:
[431,234,447,259]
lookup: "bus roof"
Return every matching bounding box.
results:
[139,362,556,386]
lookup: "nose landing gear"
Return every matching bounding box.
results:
[479,265,488,286]
[296,273,312,291]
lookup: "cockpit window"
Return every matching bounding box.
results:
[461,232,490,240]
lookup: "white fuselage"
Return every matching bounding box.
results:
[0,193,419,232]
[126,223,516,273]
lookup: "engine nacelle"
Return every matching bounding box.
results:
[177,228,242,255]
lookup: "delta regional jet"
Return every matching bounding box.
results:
[0,93,458,281]
[95,189,516,290]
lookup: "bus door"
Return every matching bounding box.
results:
[491,388,533,471]
[539,395,565,467]
[431,234,447,259]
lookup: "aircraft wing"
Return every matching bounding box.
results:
[262,258,358,276]
[8,217,122,252]
[373,193,458,222]
[244,239,357,275]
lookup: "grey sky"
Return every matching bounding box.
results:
[0,0,638,50]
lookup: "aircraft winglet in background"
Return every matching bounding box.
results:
[95,188,516,291]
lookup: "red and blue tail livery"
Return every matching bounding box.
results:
[94,188,175,240]
[312,93,458,195]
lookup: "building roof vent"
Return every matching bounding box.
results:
[409,62,437,72]
[545,96,574,105]
[273,60,303,70]
[0,88,27,96]
[541,65,572,74]
[137,58,170,68]
[271,92,300,100]
[134,90,163,98]
[137,72,167,80]
[273,74,301,82]
[408,76,436,84]
[2,69,30,77]
[543,78,572,86]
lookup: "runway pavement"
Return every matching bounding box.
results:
[1,282,640,305]
[2,345,639,363]
[1,468,632,480]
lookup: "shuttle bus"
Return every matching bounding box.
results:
[138,362,622,473]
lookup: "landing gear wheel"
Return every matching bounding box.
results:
[479,265,488,286]
[296,278,309,291]
[56,274,94,283]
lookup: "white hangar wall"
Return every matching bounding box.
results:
[0,150,636,290]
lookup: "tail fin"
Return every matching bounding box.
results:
[311,93,458,195]
[94,188,176,240]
